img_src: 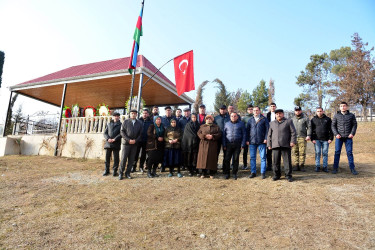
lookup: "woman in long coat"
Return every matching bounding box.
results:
[196,115,222,178]
[181,113,200,176]
[146,116,165,178]
[164,118,183,178]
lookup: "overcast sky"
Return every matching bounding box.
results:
[0,0,374,123]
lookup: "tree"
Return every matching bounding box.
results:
[4,93,19,136]
[294,93,315,114]
[252,79,269,111]
[229,89,242,112]
[213,78,231,112]
[193,80,209,113]
[237,90,252,113]
[296,53,332,108]
[0,51,4,88]
[268,78,275,105]
[333,33,375,121]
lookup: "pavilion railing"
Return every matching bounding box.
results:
[60,115,128,134]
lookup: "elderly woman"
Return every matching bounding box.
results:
[196,114,222,178]
[181,113,200,176]
[164,118,183,178]
[146,116,165,178]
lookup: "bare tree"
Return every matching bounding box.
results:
[193,80,209,112]
[268,78,275,105]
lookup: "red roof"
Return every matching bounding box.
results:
[17,55,175,87]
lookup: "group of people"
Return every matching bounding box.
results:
[103,101,358,182]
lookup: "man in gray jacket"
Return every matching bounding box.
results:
[291,106,311,171]
[119,109,143,180]
[267,109,297,182]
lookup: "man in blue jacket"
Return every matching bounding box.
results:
[214,105,230,158]
[222,112,246,180]
[331,101,358,175]
[246,106,269,179]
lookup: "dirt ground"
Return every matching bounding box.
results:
[1,123,375,249]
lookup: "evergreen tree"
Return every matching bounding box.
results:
[252,79,269,111]
[237,90,252,113]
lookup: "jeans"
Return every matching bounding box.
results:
[314,140,329,168]
[249,144,267,174]
[333,138,355,170]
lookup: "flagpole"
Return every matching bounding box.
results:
[142,58,173,88]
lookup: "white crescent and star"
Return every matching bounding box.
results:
[179,59,189,75]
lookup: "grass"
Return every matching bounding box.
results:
[0,122,374,249]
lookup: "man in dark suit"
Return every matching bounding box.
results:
[266,102,277,171]
[119,109,143,180]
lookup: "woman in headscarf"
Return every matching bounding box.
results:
[164,118,183,177]
[146,116,165,178]
[181,113,200,176]
[196,114,222,179]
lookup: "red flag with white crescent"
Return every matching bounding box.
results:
[174,50,195,96]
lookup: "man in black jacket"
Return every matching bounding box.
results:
[103,112,122,176]
[331,102,358,175]
[132,109,152,173]
[310,107,333,172]
[119,110,143,180]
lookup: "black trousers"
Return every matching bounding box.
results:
[272,147,292,178]
[267,148,273,169]
[243,145,249,166]
[105,148,120,172]
[223,142,241,175]
[147,149,163,173]
[133,141,147,169]
[183,151,198,174]
[120,144,138,175]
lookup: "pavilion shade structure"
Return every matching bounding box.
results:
[11,55,193,108]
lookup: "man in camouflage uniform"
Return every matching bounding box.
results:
[291,106,311,171]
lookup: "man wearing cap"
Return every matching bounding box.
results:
[267,109,297,182]
[222,112,246,180]
[241,104,254,170]
[178,107,191,132]
[266,103,277,171]
[197,104,207,126]
[132,109,152,173]
[162,106,175,128]
[214,105,230,164]
[291,106,311,172]
[103,112,122,176]
[119,109,143,180]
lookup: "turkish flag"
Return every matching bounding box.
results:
[174,50,195,96]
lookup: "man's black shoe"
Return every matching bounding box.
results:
[272,176,280,181]
[261,173,266,179]
[287,177,293,182]
[125,174,132,179]
[249,173,256,178]
[118,174,123,180]
[103,171,109,176]
[225,174,230,180]
[233,174,238,180]
[332,168,338,174]
[351,169,358,175]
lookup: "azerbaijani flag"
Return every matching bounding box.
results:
[128,3,144,74]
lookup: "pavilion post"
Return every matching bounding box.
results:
[2,90,13,137]
[128,69,136,113]
[137,72,144,115]
[54,83,67,156]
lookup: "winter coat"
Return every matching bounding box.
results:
[197,113,207,126]
[291,113,311,138]
[103,120,122,149]
[161,115,175,128]
[310,114,333,141]
[242,113,253,127]
[267,118,297,149]
[181,120,200,153]
[164,126,182,149]
[266,111,275,123]
[247,114,269,145]
[146,124,165,151]
[120,119,143,145]
[331,111,357,138]
[214,113,230,131]
[222,120,246,148]
[178,116,191,132]
[139,117,152,142]
[196,124,222,170]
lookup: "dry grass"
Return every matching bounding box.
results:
[1,122,375,249]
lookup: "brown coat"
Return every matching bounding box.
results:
[196,124,222,170]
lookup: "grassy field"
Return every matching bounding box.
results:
[1,122,374,249]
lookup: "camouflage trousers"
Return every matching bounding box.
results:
[292,137,307,166]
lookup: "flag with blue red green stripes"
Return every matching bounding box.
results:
[128,3,144,74]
